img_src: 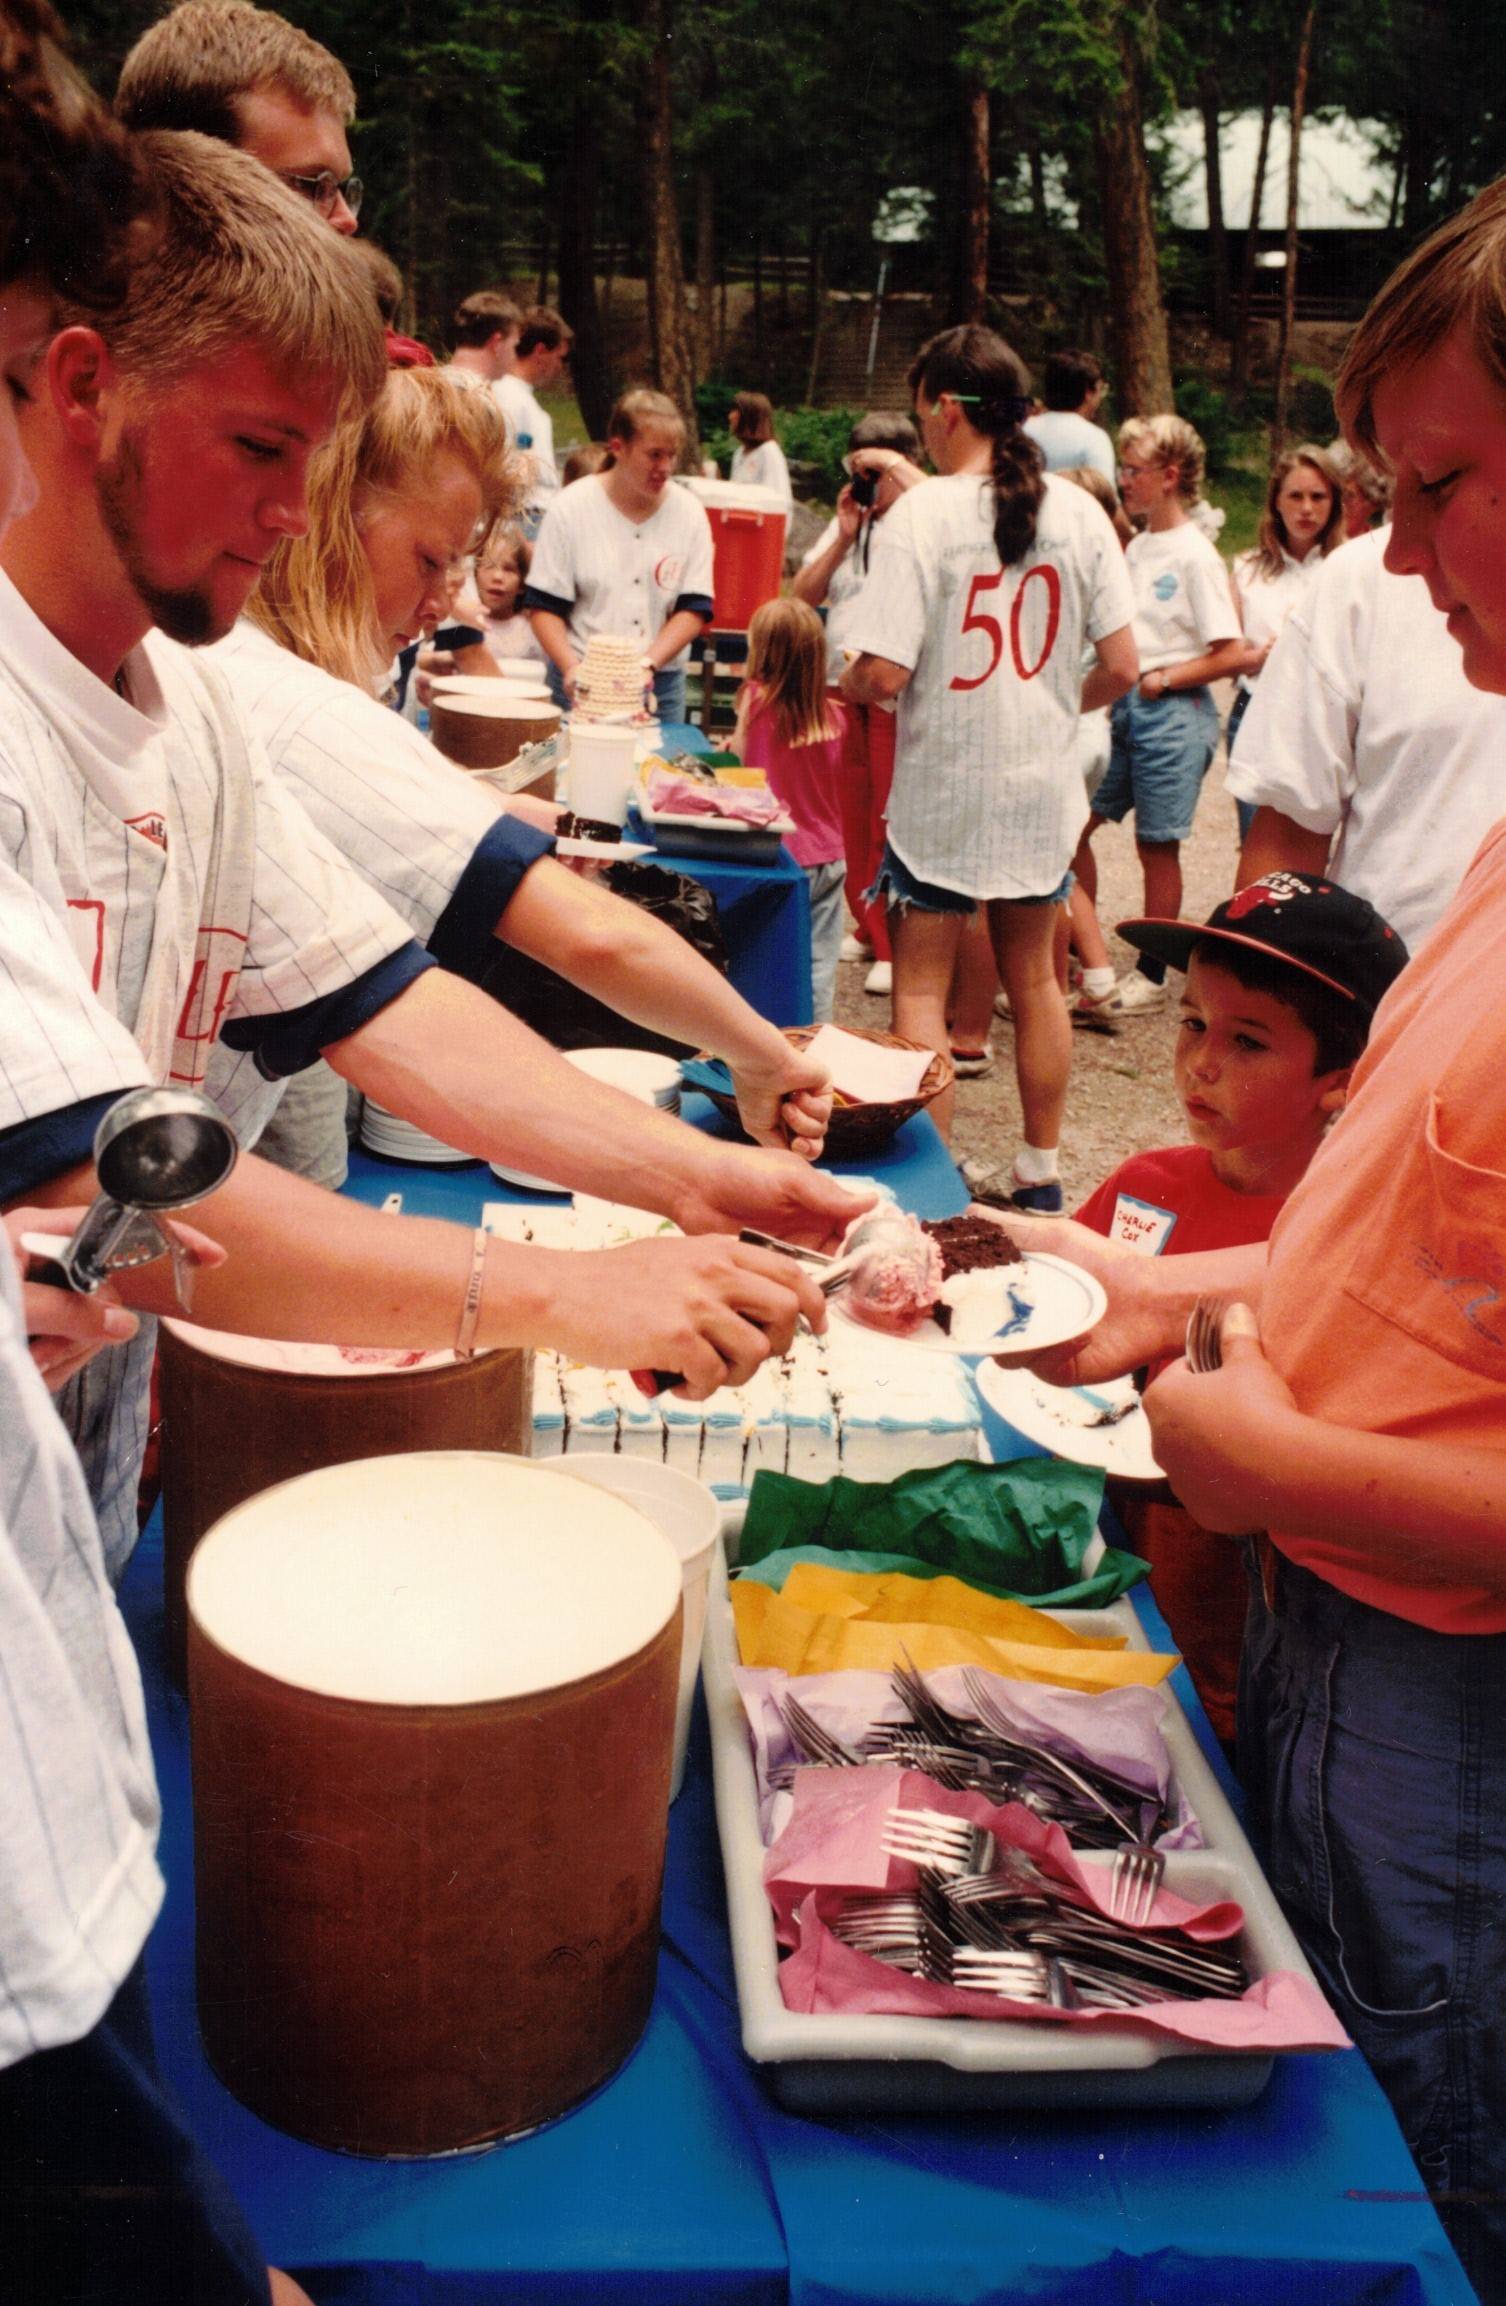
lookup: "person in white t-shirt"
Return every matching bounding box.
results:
[1083,413,1243,1014]
[1,134,853,1577]
[1225,443,1343,839]
[1023,347,1116,486]
[843,325,1138,1199]
[495,303,571,534]
[727,390,794,512]
[1229,524,1506,954]
[525,387,716,723]
[792,409,922,995]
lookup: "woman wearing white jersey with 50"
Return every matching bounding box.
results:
[842,326,1138,1195]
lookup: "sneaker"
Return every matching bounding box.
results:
[863,959,893,996]
[1113,968,1168,1014]
[1069,985,1125,1035]
[1007,1177,1064,1215]
[950,1043,994,1079]
[840,932,871,963]
[959,1153,1007,1195]
[993,988,1013,1020]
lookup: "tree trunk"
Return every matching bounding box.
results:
[694,158,717,375]
[556,86,612,439]
[638,0,701,460]
[1092,28,1173,416]
[961,80,991,326]
[753,231,764,369]
[1272,0,1317,446]
[1199,67,1231,338]
[1028,135,1048,232]
[1230,61,1276,401]
[805,226,827,404]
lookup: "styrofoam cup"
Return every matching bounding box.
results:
[551,1454,721,1799]
[567,722,640,827]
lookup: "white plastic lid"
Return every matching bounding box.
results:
[164,1316,458,1378]
[678,476,789,516]
[187,1452,682,1704]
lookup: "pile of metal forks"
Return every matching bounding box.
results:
[773,1656,1171,1853]
[829,1811,1245,2011]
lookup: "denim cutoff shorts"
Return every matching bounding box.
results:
[1095,685,1219,843]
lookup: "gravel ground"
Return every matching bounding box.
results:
[832,698,1243,1208]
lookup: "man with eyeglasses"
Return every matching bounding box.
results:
[115,0,363,237]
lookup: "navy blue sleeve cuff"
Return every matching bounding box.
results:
[219,943,436,1080]
[521,584,574,619]
[429,815,556,981]
[673,593,716,622]
[0,1090,122,1201]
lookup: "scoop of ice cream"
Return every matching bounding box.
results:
[839,1207,945,1337]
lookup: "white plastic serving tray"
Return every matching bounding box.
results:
[636,780,795,863]
[702,1534,1332,2112]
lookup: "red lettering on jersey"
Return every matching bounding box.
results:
[169,923,247,1082]
[65,898,106,992]
[124,811,168,851]
[654,553,684,592]
[1009,565,1062,681]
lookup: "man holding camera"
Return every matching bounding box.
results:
[791,411,924,998]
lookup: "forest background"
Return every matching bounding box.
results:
[61,0,1506,537]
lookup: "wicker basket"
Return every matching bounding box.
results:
[694,1025,953,1159]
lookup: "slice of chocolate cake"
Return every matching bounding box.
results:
[920,1216,1026,1337]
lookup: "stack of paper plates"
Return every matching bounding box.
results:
[359,1101,476,1166]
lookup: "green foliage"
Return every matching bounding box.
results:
[1286,368,1338,443]
[775,407,864,499]
[1173,371,1241,474]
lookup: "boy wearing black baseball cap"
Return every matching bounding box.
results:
[1072,872,1407,1741]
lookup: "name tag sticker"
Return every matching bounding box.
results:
[1111,1194,1178,1256]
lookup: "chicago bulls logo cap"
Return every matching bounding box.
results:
[1118,874,1409,1021]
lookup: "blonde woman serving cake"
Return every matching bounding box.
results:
[525,389,715,724]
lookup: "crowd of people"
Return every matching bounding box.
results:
[2,0,1506,2300]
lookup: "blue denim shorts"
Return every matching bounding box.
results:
[1094,686,1219,843]
[1239,1547,1506,2298]
[867,842,1072,915]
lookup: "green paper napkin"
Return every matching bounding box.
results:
[738,1457,1149,1610]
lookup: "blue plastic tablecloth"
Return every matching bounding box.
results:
[124,1116,1474,2304]
[634,720,812,1027]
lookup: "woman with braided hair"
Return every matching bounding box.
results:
[842,325,1138,1197]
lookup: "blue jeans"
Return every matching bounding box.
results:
[1226,687,1257,845]
[0,1957,269,2302]
[1239,1546,1506,2301]
[805,858,847,1022]
[1096,686,1220,843]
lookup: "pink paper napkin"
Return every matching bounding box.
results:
[762,1767,1349,2052]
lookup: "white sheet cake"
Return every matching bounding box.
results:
[483,1197,983,1487]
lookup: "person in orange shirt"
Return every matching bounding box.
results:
[1073,876,1404,1747]
[999,176,1506,2302]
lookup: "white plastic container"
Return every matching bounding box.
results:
[567,722,641,827]
[552,1454,721,1799]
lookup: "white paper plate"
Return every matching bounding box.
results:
[976,1362,1164,1481]
[359,1103,475,1165]
[555,834,653,862]
[828,1250,1107,1358]
[487,1162,571,1194]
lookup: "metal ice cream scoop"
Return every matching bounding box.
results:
[32,1086,237,1310]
